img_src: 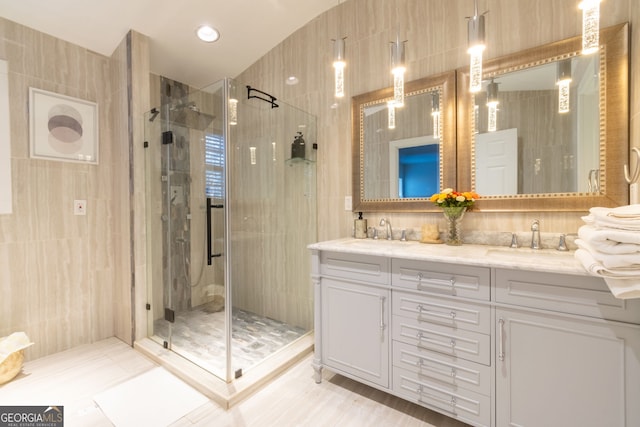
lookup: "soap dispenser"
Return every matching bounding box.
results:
[354,212,367,239]
[291,132,306,159]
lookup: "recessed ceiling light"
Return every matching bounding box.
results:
[196,25,220,43]
[285,76,299,85]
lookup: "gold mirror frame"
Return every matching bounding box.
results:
[457,23,629,211]
[352,71,456,212]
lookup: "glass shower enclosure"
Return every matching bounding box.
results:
[144,78,316,382]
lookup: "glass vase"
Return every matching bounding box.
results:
[442,206,467,246]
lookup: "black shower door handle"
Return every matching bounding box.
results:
[206,197,223,265]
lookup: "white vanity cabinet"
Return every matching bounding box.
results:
[495,269,640,427]
[316,251,391,389]
[310,240,640,427]
[391,259,492,427]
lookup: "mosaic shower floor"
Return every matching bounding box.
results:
[153,306,307,378]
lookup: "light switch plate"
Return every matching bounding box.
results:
[74,200,86,215]
[344,196,352,211]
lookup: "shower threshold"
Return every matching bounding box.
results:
[134,332,313,409]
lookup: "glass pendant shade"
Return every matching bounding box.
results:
[467,12,486,93]
[580,0,601,54]
[387,101,396,130]
[390,39,406,107]
[486,80,499,132]
[249,146,257,165]
[431,92,440,139]
[229,98,238,125]
[332,38,346,98]
[557,59,572,113]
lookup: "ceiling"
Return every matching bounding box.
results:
[0,0,338,89]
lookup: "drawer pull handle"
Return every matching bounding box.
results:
[449,277,456,287]
[498,318,505,362]
[417,304,425,313]
[450,396,457,407]
[450,368,457,378]
[450,311,457,319]
[417,272,424,281]
[416,332,424,340]
[449,339,457,348]
[416,358,424,367]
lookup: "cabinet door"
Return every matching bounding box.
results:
[496,308,640,427]
[321,278,389,388]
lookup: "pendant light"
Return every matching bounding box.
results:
[431,92,441,139]
[467,0,487,93]
[332,37,347,98]
[228,80,238,126]
[557,59,572,113]
[486,79,499,132]
[390,35,407,107]
[580,0,601,55]
[387,101,396,130]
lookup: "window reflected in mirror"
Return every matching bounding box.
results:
[352,72,456,212]
[362,88,442,199]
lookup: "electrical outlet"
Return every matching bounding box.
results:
[74,200,86,215]
[344,196,352,211]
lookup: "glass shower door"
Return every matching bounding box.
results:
[224,80,316,378]
[144,79,229,380]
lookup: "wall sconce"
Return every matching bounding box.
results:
[580,0,601,54]
[467,0,487,93]
[387,101,396,130]
[431,92,440,139]
[390,36,407,107]
[332,37,347,98]
[486,79,499,132]
[557,59,572,113]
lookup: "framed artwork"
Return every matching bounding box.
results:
[29,87,99,164]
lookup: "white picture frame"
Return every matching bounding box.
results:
[29,87,98,164]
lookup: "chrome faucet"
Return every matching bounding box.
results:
[379,218,393,240]
[530,219,541,249]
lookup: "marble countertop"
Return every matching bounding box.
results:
[308,238,590,276]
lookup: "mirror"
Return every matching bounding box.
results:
[352,71,456,212]
[457,23,629,211]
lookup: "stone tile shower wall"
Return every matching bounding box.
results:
[159,77,192,312]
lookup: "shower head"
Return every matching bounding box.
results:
[148,107,159,122]
[168,103,214,131]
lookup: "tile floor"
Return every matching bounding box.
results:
[0,338,470,426]
[153,307,307,378]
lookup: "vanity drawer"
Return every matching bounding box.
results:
[393,291,490,334]
[392,259,490,300]
[393,341,491,396]
[495,269,640,324]
[393,366,491,427]
[320,251,390,285]
[392,315,490,365]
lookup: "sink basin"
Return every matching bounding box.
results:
[486,247,572,266]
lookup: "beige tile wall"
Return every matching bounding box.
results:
[236,0,637,241]
[0,17,149,360]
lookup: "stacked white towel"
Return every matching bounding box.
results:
[575,204,640,299]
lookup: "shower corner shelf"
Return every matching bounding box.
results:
[285,157,316,167]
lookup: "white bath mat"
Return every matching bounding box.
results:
[94,367,208,427]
